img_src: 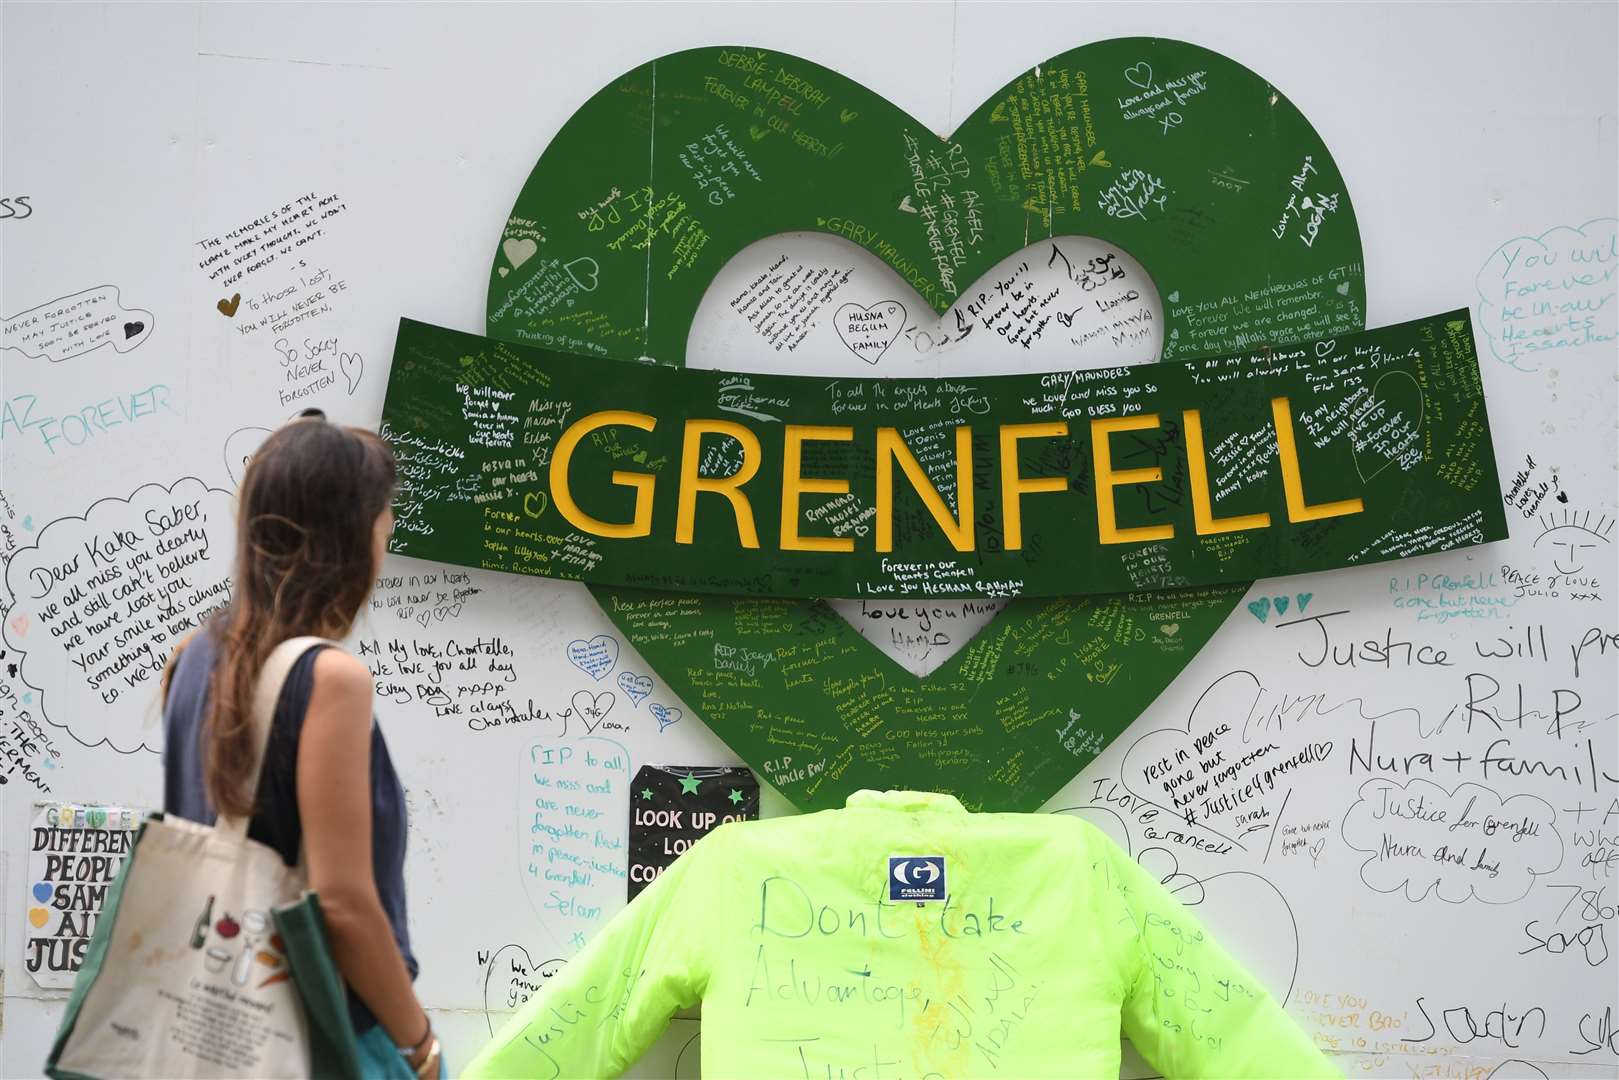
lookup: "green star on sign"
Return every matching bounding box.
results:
[639,788,655,801]
[727,789,745,806]
[679,773,701,795]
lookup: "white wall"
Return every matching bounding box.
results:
[2,2,1614,1076]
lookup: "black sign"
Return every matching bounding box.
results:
[628,765,758,899]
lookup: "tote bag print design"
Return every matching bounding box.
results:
[48,638,361,1080]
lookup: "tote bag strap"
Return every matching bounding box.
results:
[216,635,340,843]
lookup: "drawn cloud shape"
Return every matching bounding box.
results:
[1340,777,1562,905]
[1473,217,1617,372]
[2,285,155,363]
[1,478,235,753]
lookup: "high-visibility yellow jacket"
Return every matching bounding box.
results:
[467,789,1339,1079]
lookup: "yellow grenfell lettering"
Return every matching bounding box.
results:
[998,422,1069,551]
[549,410,658,539]
[1092,415,1174,545]
[1271,396,1365,523]
[676,419,762,548]
[875,426,975,553]
[1182,409,1272,536]
[781,425,854,552]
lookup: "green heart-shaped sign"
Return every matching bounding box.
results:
[484,39,1365,812]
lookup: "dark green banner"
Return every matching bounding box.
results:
[382,310,1505,598]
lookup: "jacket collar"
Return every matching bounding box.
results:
[845,789,968,814]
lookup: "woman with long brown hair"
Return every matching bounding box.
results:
[162,411,443,1078]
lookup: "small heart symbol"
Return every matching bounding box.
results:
[1089,149,1111,167]
[21,515,32,531]
[1300,197,1313,210]
[566,635,619,681]
[749,125,769,141]
[632,450,648,464]
[417,610,430,628]
[1166,290,1180,304]
[1169,328,1180,340]
[617,671,653,707]
[523,491,549,519]
[1159,623,1179,637]
[123,320,145,339]
[502,237,538,270]
[32,882,51,903]
[8,613,29,637]
[1272,595,1290,617]
[217,293,241,318]
[29,908,49,929]
[1246,597,1271,623]
[1309,838,1326,860]
[564,257,600,292]
[1335,280,1350,296]
[898,195,918,214]
[1556,491,1569,503]
[839,109,858,124]
[1313,338,1337,358]
[650,703,683,732]
[458,354,476,367]
[498,266,509,277]
[339,351,364,395]
[1296,592,1312,613]
[21,692,32,704]
[1124,61,1154,88]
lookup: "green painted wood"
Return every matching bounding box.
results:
[486,40,1367,365]
[377,40,1507,811]
[383,311,1505,598]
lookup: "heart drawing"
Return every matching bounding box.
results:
[480,943,565,1036]
[478,41,1367,811]
[565,635,618,681]
[650,703,682,732]
[617,672,653,707]
[340,351,364,395]
[570,689,616,731]
[1121,669,1335,850]
[834,301,905,364]
[503,237,537,271]
[1247,593,1315,623]
[1351,370,1425,483]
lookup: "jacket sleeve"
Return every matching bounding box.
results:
[1088,824,1341,1080]
[464,826,724,1079]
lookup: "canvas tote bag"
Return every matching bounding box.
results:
[47,637,363,1079]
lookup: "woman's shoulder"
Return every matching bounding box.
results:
[308,646,373,711]
[310,645,370,686]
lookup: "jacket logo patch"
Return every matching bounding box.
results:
[888,856,947,902]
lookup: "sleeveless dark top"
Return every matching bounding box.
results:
[162,624,418,1034]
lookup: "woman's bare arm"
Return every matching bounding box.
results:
[297,649,430,1055]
